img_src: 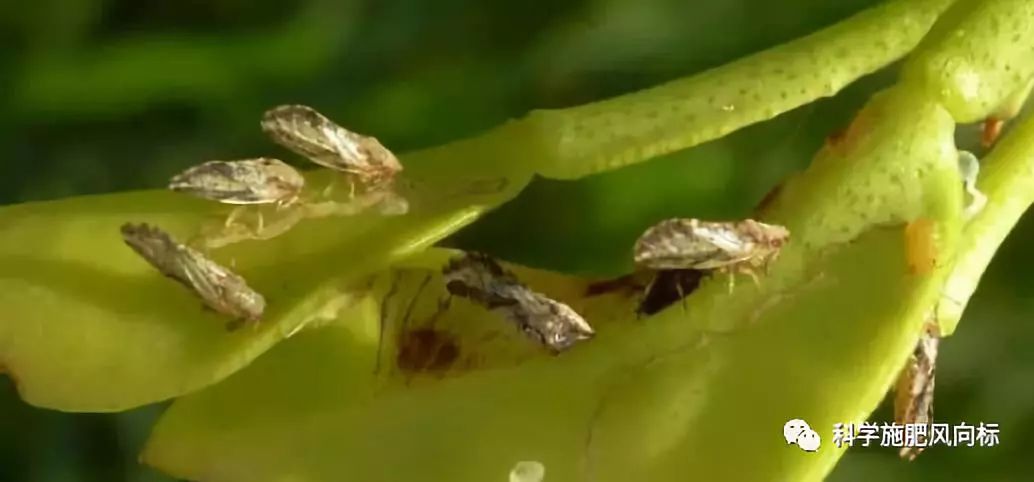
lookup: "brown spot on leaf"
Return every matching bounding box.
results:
[396,328,461,374]
[429,341,460,372]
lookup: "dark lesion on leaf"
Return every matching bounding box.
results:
[396,327,462,374]
[394,296,466,377]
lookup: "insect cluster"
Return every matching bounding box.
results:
[260,105,404,201]
[435,217,790,354]
[170,104,407,242]
[120,103,793,348]
[121,105,406,330]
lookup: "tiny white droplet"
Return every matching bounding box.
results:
[509,460,545,482]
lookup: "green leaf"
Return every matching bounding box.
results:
[522,0,954,179]
[0,138,532,412]
[901,0,1034,123]
[938,108,1034,335]
[141,84,963,482]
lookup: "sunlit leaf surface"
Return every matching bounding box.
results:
[0,140,532,412]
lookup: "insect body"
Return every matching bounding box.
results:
[981,117,1004,148]
[169,158,304,206]
[168,157,306,233]
[261,104,403,195]
[442,252,594,353]
[894,322,940,461]
[634,218,789,292]
[120,223,266,329]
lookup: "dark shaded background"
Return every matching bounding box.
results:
[1,0,1031,480]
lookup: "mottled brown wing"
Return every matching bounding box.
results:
[895,326,939,460]
[260,104,402,184]
[168,158,304,205]
[633,219,755,270]
[178,249,266,323]
[121,223,265,323]
[442,252,594,352]
[120,223,187,279]
[496,285,594,353]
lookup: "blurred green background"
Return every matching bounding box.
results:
[0,0,1031,480]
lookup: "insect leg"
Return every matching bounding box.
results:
[255,211,265,234]
[742,265,762,289]
[636,274,657,319]
[224,206,245,228]
[276,195,298,211]
[321,180,336,199]
[375,271,404,375]
[676,277,688,313]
